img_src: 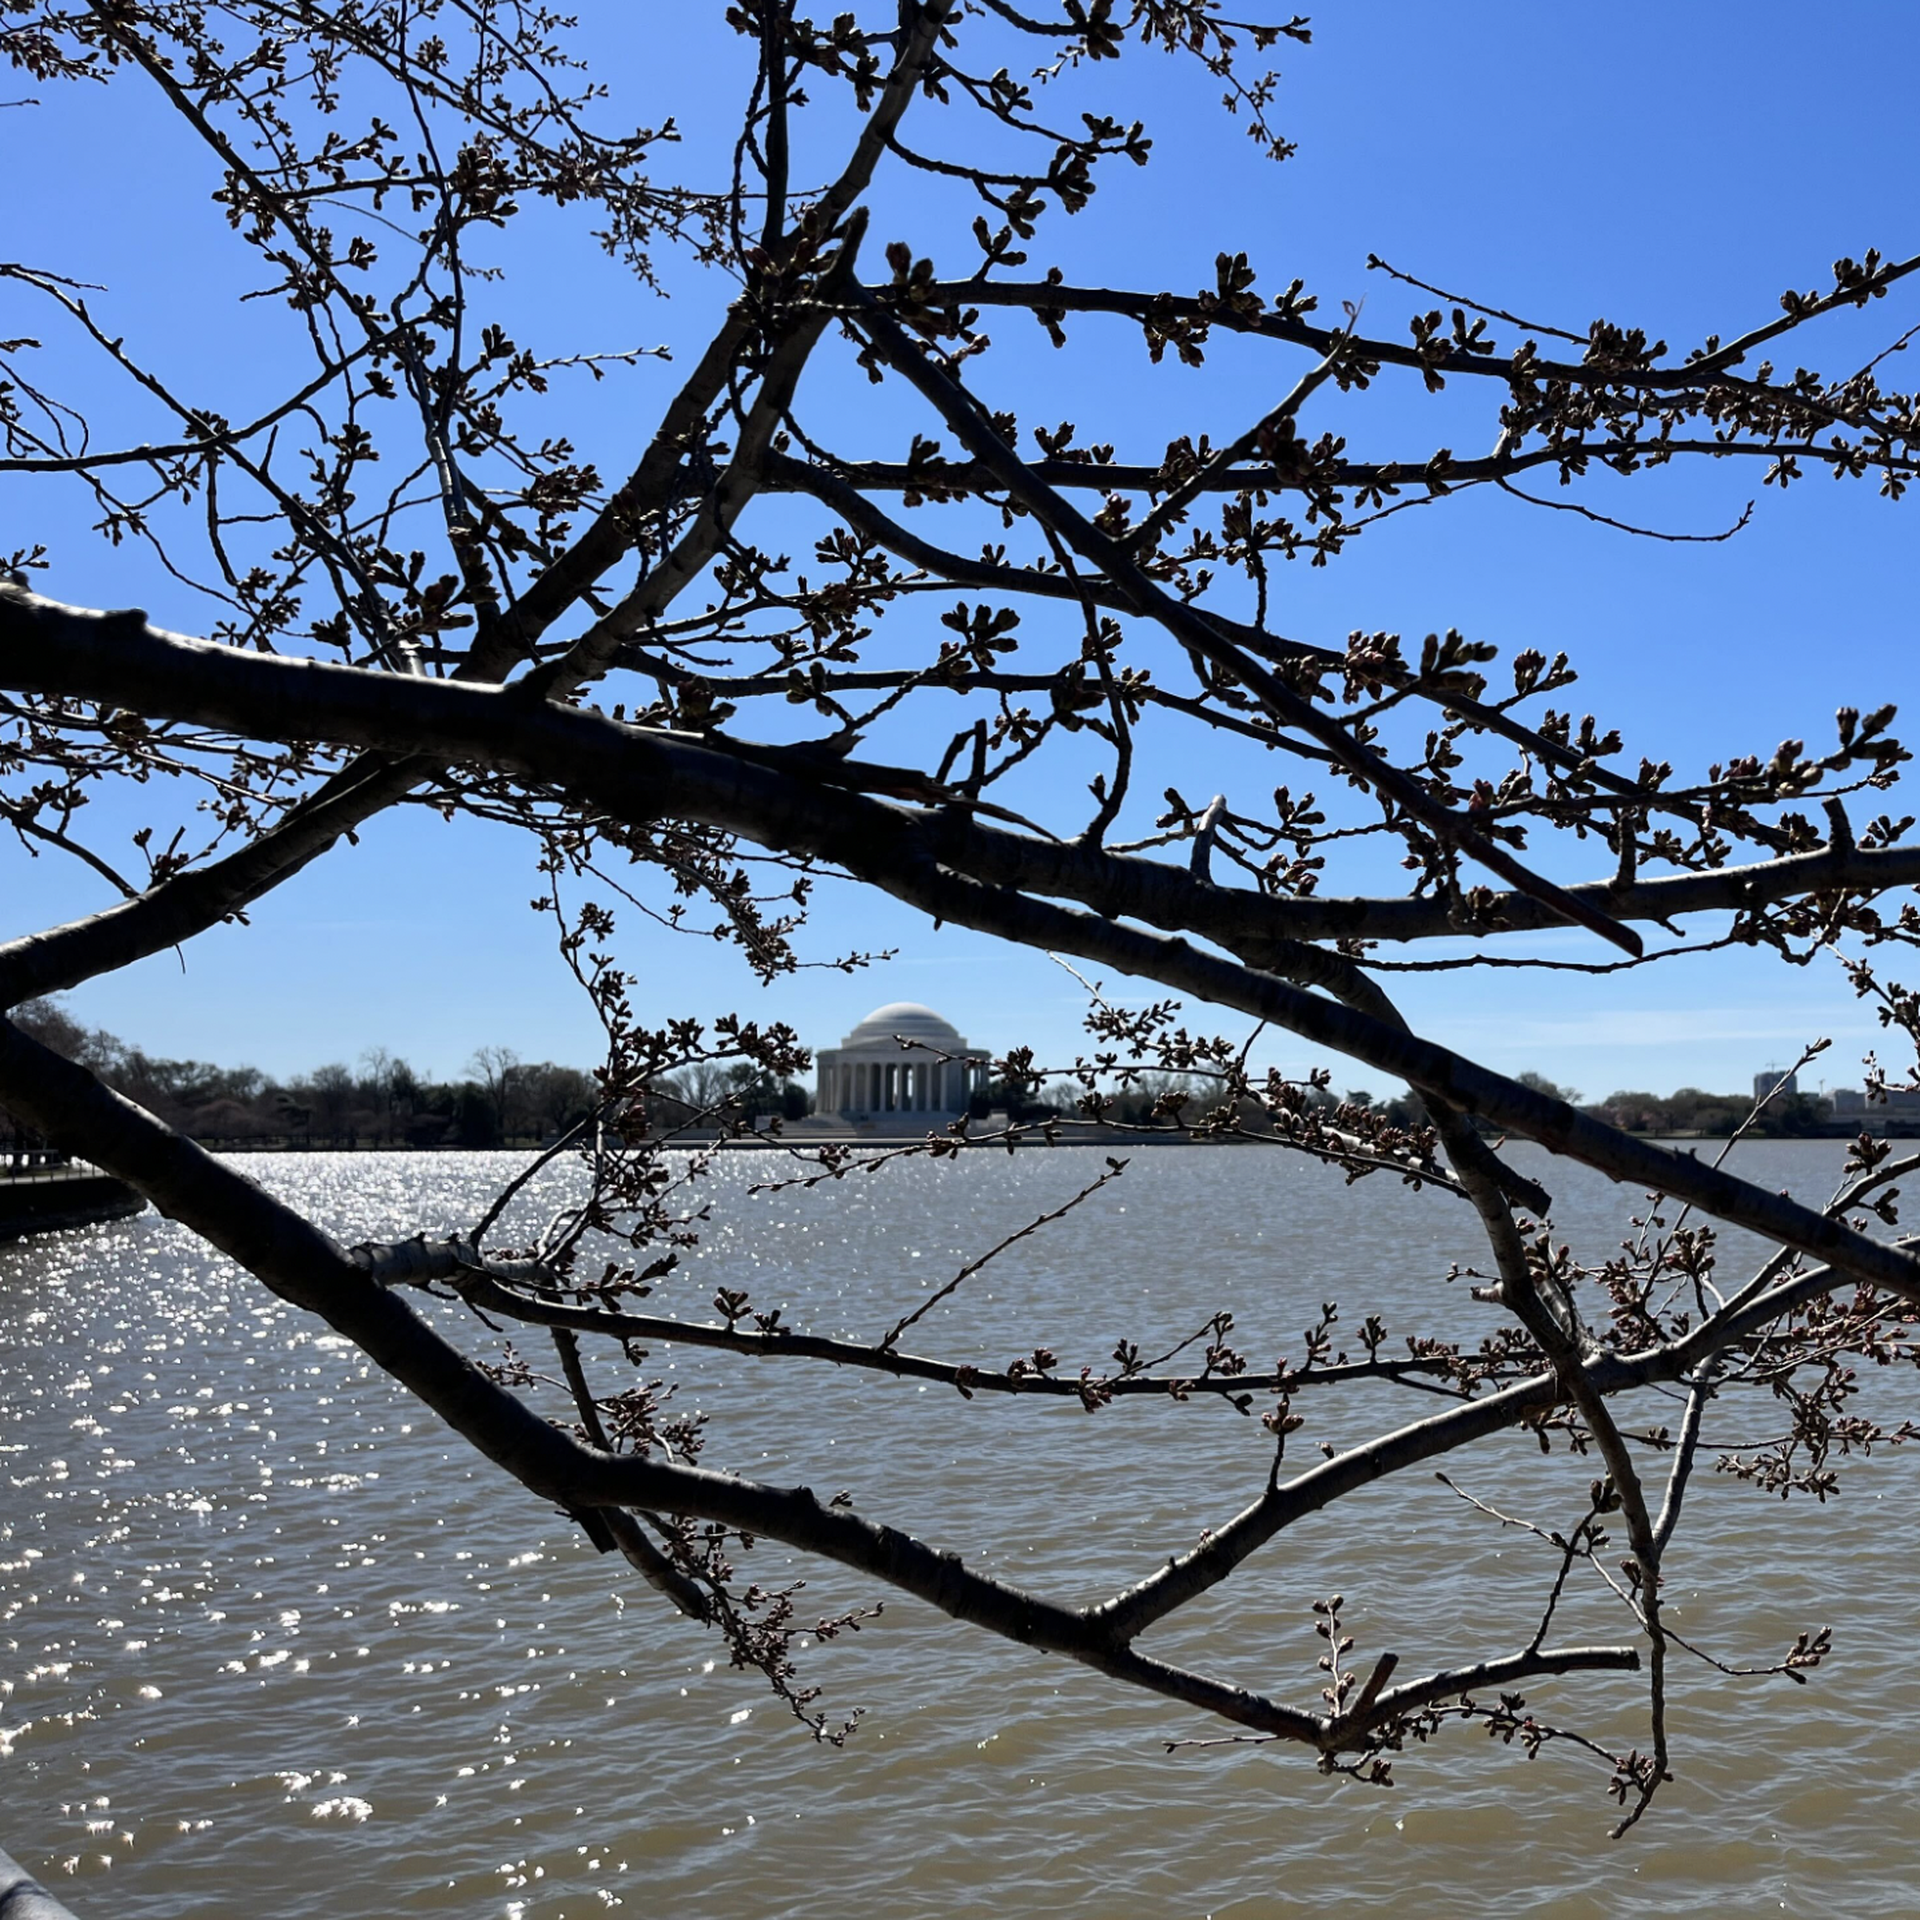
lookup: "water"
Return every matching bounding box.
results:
[4,1144,1919,1916]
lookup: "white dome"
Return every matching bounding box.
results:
[840,1002,965,1050]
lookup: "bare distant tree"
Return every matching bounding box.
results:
[515,1060,597,1139]
[3,0,1920,1837]
[468,1042,524,1138]
[305,1061,356,1143]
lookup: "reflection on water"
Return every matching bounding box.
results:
[3,1145,1919,1917]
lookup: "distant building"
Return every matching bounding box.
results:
[1753,1067,1798,1106]
[1832,1086,1920,1119]
[815,1003,992,1123]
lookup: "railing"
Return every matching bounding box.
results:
[0,1153,87,1183]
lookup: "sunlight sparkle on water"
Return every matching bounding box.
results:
[3,1147,1920,1916]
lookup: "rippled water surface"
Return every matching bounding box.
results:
[5,1145,1920,1917]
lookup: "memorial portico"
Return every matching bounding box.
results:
[815,1003,991,1123]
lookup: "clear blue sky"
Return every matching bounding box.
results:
[3,2,1915,1099]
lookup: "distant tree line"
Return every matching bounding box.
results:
[0,1003,1848,1158]
[1582,1086,1830,1138]
[0,1001,817,1159]
[5,1001,596,1150]
[1030,1069,1845,1139]
[655,1058,814,1127]
[1396,1074,1835,1140]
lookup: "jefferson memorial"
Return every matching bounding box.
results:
[815,1003,992,1123]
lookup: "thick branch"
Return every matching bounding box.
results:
[4,592,1918,1316]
